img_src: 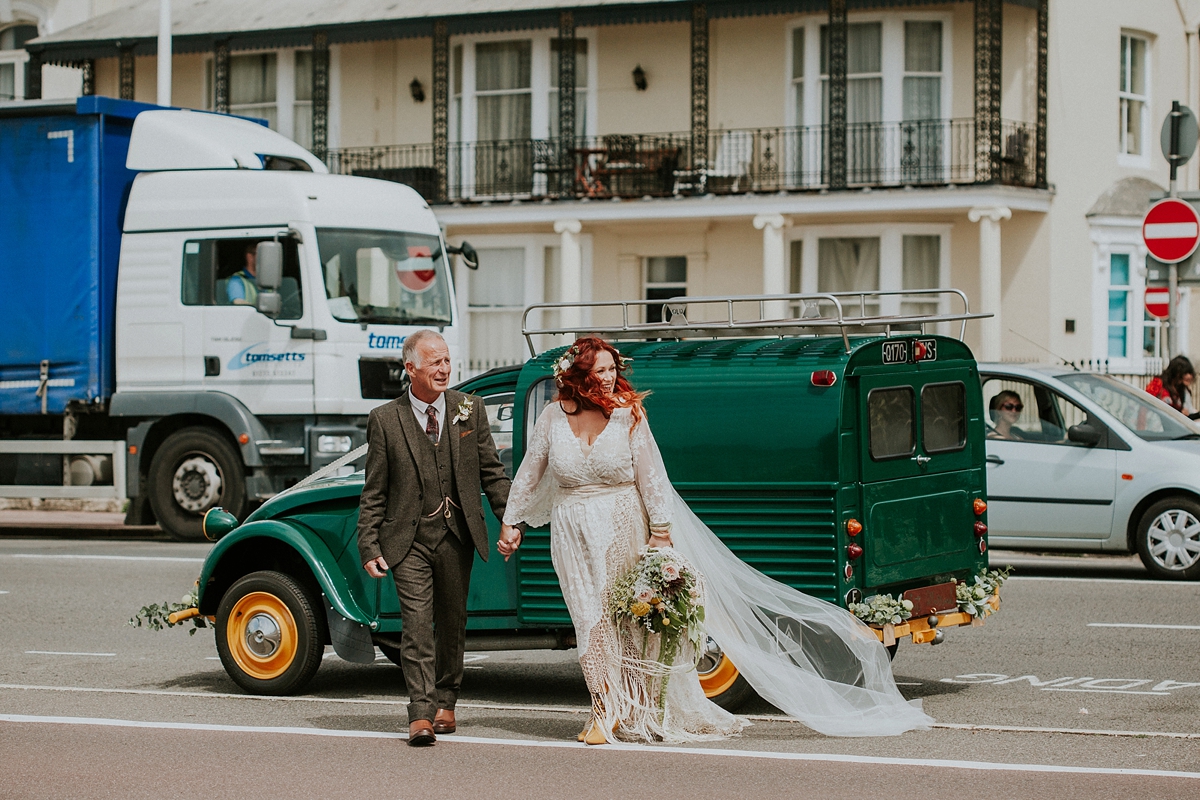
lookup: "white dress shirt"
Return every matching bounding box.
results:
[408,390,446,443]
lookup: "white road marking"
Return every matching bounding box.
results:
[1,713,1197,777]
[1089,622,1200,631]
[894,682,922,686]
[2,683,1197,739]
[24,651,115,657]
[1007,576,1195,587]
[4,554,204,563]
[1044,688,1170,696]
[0,590,8,594]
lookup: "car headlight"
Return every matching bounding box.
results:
[317,435,353,453]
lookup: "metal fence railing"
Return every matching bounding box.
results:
[327,118,1038,204]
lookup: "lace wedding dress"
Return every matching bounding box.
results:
[504,402,933,741]
[503,402,742,742]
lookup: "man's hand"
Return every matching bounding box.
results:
[497,524,523,562]
[364,556,389,578]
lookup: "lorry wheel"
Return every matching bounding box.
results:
[696,638,754,711]
[215,571,324,696]
[149,427,246,541]
[1135,497,1200,580]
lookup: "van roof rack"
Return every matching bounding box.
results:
[521,289,989,356]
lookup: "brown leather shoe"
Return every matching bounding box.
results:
[433,709,456,735]
[407,720,436,747]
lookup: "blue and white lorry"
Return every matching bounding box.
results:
[0,97,467,539]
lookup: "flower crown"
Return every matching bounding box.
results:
[551,344,633,383]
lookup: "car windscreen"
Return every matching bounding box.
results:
[1057,373,1200,441]
[317,228,453,326]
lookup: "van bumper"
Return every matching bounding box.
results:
[869,593,1000,646]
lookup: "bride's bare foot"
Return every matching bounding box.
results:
[583,719,609,745]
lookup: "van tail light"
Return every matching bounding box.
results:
[978,539,987,554]
[846,518,862,536]
[974,521,988,537]
[847,543,863,560]
[973,498,987,515]
[811,370,837,387]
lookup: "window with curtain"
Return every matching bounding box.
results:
[549,39,588,140]
[821,23,882,181]
[226,53,278,129]
[902,22,942,182]
[644,256,687,323]
[1108,253,1131,358]
[1119,33,1148,157]
[467,247,528,374]
[293,50,313,149]
[0,24,37,101]
[818,237,880,317]
[475,41,532,194]
[901,235,940,316]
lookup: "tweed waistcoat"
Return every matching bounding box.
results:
[413,425,466,547]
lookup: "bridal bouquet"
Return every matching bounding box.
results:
[608,546,706,668]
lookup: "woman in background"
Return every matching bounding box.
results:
[1145,355,1196,415]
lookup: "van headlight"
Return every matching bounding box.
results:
[317,435,353,453]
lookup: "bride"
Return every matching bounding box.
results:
[498,337,932,744]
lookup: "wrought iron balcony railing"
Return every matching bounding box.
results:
[327,118,1038,203]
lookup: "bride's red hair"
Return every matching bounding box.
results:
[555,337,647,426]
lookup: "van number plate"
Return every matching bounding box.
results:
[882,339,938,365]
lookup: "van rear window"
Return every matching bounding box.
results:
[868,387,915,460]
[921,382,966,453]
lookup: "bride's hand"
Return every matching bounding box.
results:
[498,523,523,561]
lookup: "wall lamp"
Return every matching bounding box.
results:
[410,77,425,103]
[632,64,647,91]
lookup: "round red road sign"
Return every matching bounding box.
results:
[1143,198,1200,263]
[1145,287,1172,319]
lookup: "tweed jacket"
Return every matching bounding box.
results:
[356,388,510,568]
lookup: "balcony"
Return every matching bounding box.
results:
[327,118,1038,204]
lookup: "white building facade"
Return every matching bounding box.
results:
[14,0,1200,376]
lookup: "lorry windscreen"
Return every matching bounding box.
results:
[317,228,453,326]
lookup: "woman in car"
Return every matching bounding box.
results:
[1145,355,1196,415]
[987,390,1026,440]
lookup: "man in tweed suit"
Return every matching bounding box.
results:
[358,329,521,747]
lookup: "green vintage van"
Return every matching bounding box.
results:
[187,292,996,706]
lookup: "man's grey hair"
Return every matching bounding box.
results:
[402,329,446,368]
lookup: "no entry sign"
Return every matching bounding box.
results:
[1145,287,1172,319]
[1143,198,1200,263]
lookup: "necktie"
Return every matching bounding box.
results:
[425,405,439,444]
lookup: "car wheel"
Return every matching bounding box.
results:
[215,571,324,695]
[148,427,246,541]
[1135,497,1200,580]
[696,638,755,711]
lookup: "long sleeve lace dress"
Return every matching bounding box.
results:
[503,402,743,742]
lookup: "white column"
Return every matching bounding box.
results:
[754,213,790,319]
[157,0,172,106]
[555,219,583,333]
[968,206,1012,362]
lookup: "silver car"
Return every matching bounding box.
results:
[980,364,1200,580]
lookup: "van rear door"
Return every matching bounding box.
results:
[856,360,982,587]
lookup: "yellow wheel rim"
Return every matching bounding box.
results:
[226,591,298,681]
[698,652,740,699]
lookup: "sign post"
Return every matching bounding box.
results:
[1153,102,1200,357]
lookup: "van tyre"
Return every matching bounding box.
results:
[215,571,324,695]
[148,427,246,541]
[696,640,755,711]
[1135,497,1200,581]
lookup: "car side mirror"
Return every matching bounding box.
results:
[447,240,479,270]
[1067,422,1102,446]
[256,241,283,290]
